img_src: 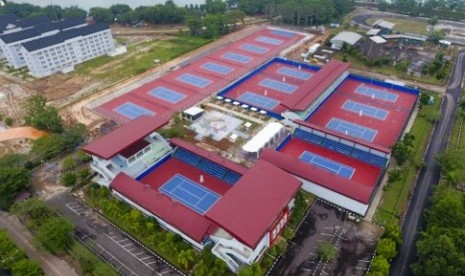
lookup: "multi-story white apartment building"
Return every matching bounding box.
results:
[20,22,116,78]
[0,17,87,68]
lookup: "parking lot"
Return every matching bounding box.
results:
[48,192,182,276]
[269,200,381,276]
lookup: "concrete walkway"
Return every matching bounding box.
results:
[0,211,79,276]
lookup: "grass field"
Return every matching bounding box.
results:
[335,53,448,86]
[365,17,429,35]
[446,90,465,182]
[75,36,211,82]
[374,92,441,226]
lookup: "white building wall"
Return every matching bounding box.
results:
[2,29,61,69]
[299,176,369,216]
[21,28,115,78]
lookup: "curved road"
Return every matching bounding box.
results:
[389,52,465,276]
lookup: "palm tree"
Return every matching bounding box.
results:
[177,249,195,271]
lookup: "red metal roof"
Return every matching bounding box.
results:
[260,149,380,204]
[110,173,216,243]
[82,115,169,159]
[170,138,248,175]
[205,160,302,248]
[281,60,350,111]
[294,120,391,153]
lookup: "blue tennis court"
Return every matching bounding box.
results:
[277,67,313,80]
[176,73,212,88]
[255,36,283,45]
[326,118,378,142]
[238,91,280,110]
[355,85,398,102]
[342,100,389,120]
[240,43,269,54]
[271,29,297,38]
[300,151,355,179]
[149,87,186,104]
[114,102,155,119]
[159,174,220,215]
[201,62,233,75]
[259,78,298,94]
[222,52,252,63]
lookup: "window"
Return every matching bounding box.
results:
[136,151,144,158]
[128,156,136,164]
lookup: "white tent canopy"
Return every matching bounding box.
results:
[242,122,284,156]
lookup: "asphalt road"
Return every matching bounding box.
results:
[389,52,465,276]
[0,211,79,276]
[47,190,182,276]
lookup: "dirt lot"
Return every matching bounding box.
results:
[270,200,382,276]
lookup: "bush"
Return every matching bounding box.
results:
[61,172,77,187]
[4,117,13,126]
[316,242,338,262]
[62,156,77,172]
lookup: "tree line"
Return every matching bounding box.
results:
[380,0,465,21]
[0,0,354,37]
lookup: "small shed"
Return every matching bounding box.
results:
[372,19,395,35]
[330,31,362,50]
[182,106,204,121]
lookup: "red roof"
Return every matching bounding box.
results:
[170,138,248,175]
[294,120,391,153]
[281,60,350,111]
[82,116,169,159]
[260,148,381,203]
[206,160,301,248]
[110,173,216,243]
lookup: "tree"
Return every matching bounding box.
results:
[61,124,86,151]
[11,198,55,221]
[376,238,397,259]
[395,60,409,73]
[110,4,132,20]
[238,263,262,276]
[11,259,43,276]
[35,217,74,254]
[23,95,63,133]
[177,249,196,270]
[382,224,402,248]
[61,172,77,187]
[378,0,389,11]
[4,117,13,126]
[428,15,438,26]
[316,242,338,262]
[62,156,77,171]
[391,140,413,165]
[89,7,114,23]
[62,6,87,19]
[368,256,389,276]
[426,186,465,228]
[44,5,63,20]
[31,134,64,160]
[0,167,30,209]
[387,169,401,183]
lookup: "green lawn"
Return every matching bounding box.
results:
[374,92,441,225]
[445,90,465,182]
[365,17,428,35]
[74,36,212,82]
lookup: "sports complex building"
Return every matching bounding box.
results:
[83,26,419,271]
